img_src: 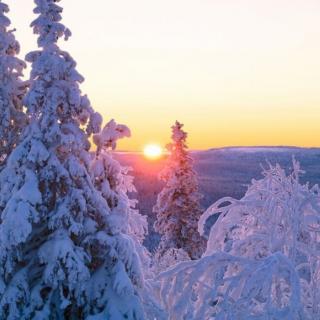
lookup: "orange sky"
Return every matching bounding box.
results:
[10,0,320,151]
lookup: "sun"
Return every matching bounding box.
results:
[143,144,163,160]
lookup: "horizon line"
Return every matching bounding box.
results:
[114,145,320,153]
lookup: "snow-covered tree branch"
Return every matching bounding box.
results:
[158,161,320,319]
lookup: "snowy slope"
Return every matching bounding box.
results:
[115,147,320,250]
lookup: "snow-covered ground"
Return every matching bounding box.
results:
[116,147,320,250]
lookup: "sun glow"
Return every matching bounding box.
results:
[143,144,163,160]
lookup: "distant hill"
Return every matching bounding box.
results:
[115,147,320,250]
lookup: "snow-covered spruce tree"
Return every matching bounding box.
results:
[91,119,148,245]
[90,120,166,320]
[0,1,144,319]
[0,0,27,168]
[90,119,151,277]
[153,121,205,260]
[157,161,320,319]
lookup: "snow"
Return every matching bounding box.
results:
[157,251,303,319]
[0,0,319,319]
[157,161,320,319]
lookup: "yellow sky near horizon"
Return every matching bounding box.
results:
[9,0,320,151]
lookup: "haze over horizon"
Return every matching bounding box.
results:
[10,0,320,151]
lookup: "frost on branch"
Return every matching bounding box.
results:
[153,121,206,261]
[152,247,190,276]
[0,0,27,167]
[158,161,320,319]
[158,252,303,320]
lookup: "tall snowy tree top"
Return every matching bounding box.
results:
[167,121,188,154]
[159,120,199,191]
[31,0,71,48]
[0,0,27,166]
[161,120,196,184]
[171,121,187,143]
[25,0,102,149]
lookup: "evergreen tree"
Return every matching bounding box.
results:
[91,119,148,245]
[0,1,144,319]
[0,0,27,168]
[88,120,150,319]
[153,121,205,260]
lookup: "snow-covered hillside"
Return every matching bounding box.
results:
[116,147,320,250]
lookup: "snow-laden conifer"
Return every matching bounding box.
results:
[0,1,144,319]
[157,161,320,319]
[91,119,148,244]
[153,121,205,260]
[0,0,27,167]
[90,120,169,319]
[86,119,154,319]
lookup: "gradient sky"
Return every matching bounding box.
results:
[9,0,320,151]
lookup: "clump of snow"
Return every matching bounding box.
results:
[93,119,130,152]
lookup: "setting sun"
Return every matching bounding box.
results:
[143,144,163,160]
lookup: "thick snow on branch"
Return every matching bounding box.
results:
[93,119,130,152]
[158,161,320,319]
[158,251,303,320]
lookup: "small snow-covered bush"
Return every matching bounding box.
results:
[158,161,320,319]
